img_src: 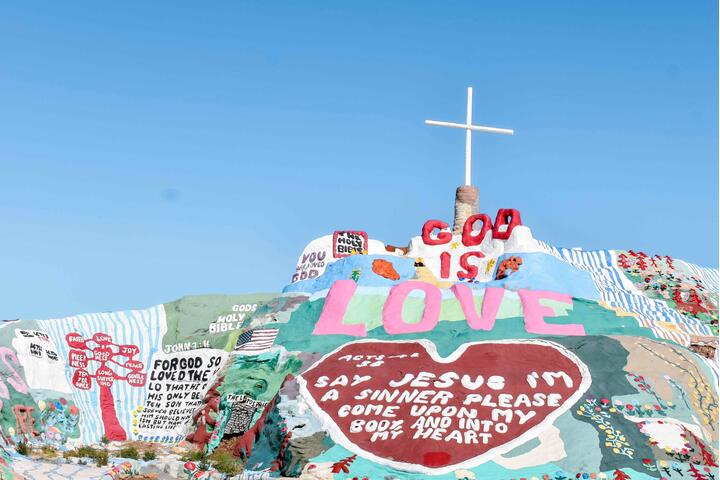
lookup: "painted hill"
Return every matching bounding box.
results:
[2,208,718,480]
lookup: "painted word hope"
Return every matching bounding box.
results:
[312,280,585,337]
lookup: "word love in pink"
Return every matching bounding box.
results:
[312,280,585,337]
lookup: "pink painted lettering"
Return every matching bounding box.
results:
[312,280,367,336]
[450,284,505,331]
[312,280,586,337]
[383,281,441,334]
[518,289,585,336]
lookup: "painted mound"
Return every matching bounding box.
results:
[2,209,718,480]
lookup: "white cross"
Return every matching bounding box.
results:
[425,87,514,186]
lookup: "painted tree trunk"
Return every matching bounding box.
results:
[99,385,126,441]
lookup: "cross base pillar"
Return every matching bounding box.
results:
[453,185,479,235]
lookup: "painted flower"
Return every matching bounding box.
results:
[642,458,652,465]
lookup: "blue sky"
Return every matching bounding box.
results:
[0,1,717,319]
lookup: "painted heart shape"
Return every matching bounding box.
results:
[298,339,590,474]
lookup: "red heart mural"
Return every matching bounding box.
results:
[298,339,590,474]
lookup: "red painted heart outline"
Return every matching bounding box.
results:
[298,339,591,475]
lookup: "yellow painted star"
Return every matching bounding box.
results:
[485,258,496,273]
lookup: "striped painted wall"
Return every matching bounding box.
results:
[535,240,715,346]
[682,260,720,295]
[39,306,167,444]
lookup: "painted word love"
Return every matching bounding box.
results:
[312,280,585,337]
[298,339,591,474]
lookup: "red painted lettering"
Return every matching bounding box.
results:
[457,251,485,280]
[421,220,452,246]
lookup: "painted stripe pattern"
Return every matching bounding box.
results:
[535,240,714,345]
[40,306,167,444]
[681,260,720,295]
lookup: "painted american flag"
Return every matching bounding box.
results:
[234,328,279,353]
